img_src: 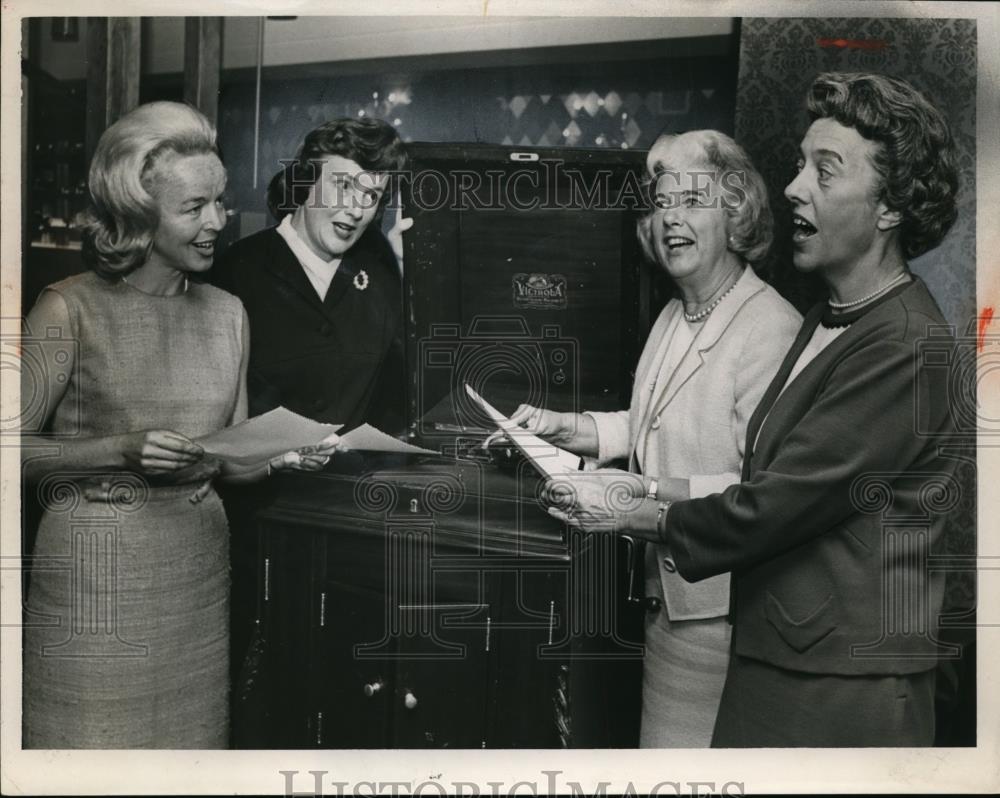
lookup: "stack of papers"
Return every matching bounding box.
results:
[195,407,439,464]
[196,407,340,465]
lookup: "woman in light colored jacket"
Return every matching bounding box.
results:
[510,130,800,746]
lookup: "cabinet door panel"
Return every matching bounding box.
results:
[390,604,491,748]
[488,568,563,748]
[258,526,322,747]
[319,580,395,747]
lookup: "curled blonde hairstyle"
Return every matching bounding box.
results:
[638,129,773,267]
[81,101,219,276]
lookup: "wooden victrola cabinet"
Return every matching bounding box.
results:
[240,454,645,748]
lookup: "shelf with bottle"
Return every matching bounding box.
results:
[29,133,88,251]
[31,203,85,251]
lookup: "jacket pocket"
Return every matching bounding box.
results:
[764,591,838,653]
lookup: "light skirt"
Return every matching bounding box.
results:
[639,609,731,748]
[23,485,230,749]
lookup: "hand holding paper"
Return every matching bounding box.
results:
[465,384,582,478]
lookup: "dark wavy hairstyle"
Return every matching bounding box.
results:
[266,117,408,222]
[806,72,958,259]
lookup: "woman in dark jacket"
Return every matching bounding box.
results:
[212,120,409,735]
[213,118,409,434]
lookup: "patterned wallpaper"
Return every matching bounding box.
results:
[734,17,977,330]
[496,88,721,148]
[215,51,737,236]
[735,17,978,632]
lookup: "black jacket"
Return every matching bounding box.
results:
[212,225,406,434]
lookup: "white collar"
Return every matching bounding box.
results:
[276,213,342,274]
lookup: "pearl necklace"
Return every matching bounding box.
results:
[683,272,741,323]
[828,271,908,310]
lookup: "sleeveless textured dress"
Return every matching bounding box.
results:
[23,271,244,748]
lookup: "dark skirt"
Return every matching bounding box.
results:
[712,654,936,747]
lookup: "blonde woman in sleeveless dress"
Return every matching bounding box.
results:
[20,102,334,748]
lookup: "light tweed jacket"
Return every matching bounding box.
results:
[587,266,800,620]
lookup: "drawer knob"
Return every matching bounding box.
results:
[404,690,418,710]
[363,680,384,697]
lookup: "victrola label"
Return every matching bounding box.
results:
[512,273,568,310]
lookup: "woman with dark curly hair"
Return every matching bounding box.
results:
[20,102,331,748]
[546,72,961,747]
[213,117,409,433]
[211,119,409,726]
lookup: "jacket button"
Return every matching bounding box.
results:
[650,417,661,430]
[662,556,677,573]
[319,322,333,336]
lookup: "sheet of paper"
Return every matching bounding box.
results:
[196,407,341,465]
[464,384,583,478]
[340,424,440,456]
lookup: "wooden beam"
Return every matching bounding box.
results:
[22,20,39,258]
[85,18,140,162]
[184,17,222,126]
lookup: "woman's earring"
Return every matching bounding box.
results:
[727,234,737,250]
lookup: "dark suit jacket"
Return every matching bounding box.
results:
[212,225,406,434]
[665,277,957,676]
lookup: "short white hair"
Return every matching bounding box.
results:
[638,129,773,266]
